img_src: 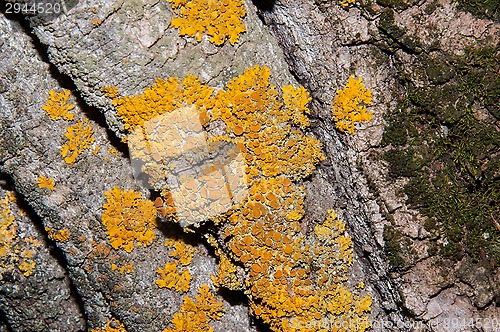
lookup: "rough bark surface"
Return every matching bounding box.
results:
[0,0,498,331]
[258,0,499,330]
[0,14,256,331]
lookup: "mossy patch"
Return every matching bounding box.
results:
[383,149,419,178]
[381,43,500,268]
[455,0,499,21]
[376,0,418,10]
[381,112,408,147]
[377,9,422,53]
[383,225,417,271]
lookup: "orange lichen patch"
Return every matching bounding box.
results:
[107,66,319,227]
[45,227,71,242]
[37,175,55,191]
[42,89,75,120]
[111,262,134,274]
[61,119,95,164]
[92,145,101,155]
[0,193,37,277]
[219,206,371,331]
[91,318,127,332]
[164,238,195,266]
[281,85,311,129]
[211,248,242,291]
[25,236,41,247]
[332,76,373,134]
[101,187,157,253]
[339,0,356,7]
[110,75,214,132]
[314,208,345,243]
[106,66,370,329]
[0,194,16,265]
[120,263,134,274]
[168,0,246,46]
[164,284,224,332]
[108,147,119,157]
[211,66,325,181]
[5,191,16,203]
[17,258,36,277]
[128,107,248,227]
[101,86,120,99]
[0,208,15,273]
[91,18,101,26]
[155,261,192,292]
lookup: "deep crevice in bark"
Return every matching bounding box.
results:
[0,9,129,159]
[254,7,412,328]
[251,0,276,12]
[0,309,14,332]
[0,173,88,332]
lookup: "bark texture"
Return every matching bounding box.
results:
[1,0,498,330]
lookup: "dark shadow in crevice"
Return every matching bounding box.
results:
[217,288,272,332]
[0,8,129,159]
[0,310,14,332]
[251,0,276,11]
[155,213,272,332]
[155,215,204,249]
[0,173,88,332]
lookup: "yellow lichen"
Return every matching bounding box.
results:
[164,238,195,266]
[110,75,214,132]
[37,175,55,191]
[61,119,95,164]
[91,318,127,332]
[168,0,246,46]
[339,0,356,7]
[235,210,371,331]
[111,262,134,274]
[108,147,119,157]
[281,85,311,129]
[211,248,242,291]
[0,195,16,265]
[42,89,75,120]
[107,66,371,330]
[101,86,120,99]
[0,193,37,277]
[17,258,36,277]
[164,284,224,332]
[120,263,133,274]
[101,187,157,253]
[155,261,192,292]
[210,65,325,181]
[332,76,373,134]
[45,227,71,242]
[92,145,101,155]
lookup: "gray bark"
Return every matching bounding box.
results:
[1,0,498,330]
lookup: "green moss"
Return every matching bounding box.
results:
[440,241,462,259]
[381,114,407,146]
[424,1,439,14]
[383,225,407,270]
[383,225,418,271]
[383,149,419,178]
[375,0,417,10]
[377,9,422,53]
[454,44,500,119]
[381,43,500,267]
[455,0,499,21]
[425,56,455,84]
